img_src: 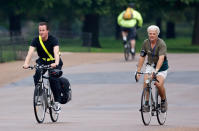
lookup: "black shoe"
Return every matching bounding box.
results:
[161,100,168,113]
[123,40,127,45]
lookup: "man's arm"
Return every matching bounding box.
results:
[137,56,145,72]
[117,11,124,26]
[155,55,164,73]
[134,10,143,27]
[135,56,145,81]
[51,45,60,68]
[23,46,35,68]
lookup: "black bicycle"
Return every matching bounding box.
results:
[28,64,59,123]
[136,71,167,126]
[124,39,135,61]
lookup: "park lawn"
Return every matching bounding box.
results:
[90,37,199,53]
[0,36,198,63]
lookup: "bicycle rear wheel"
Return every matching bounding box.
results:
[49,92,59,122]
[124,43,130,61]
[33,84,46,123]
[156,89,167,125]
[140,88,152,126]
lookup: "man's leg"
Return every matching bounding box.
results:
[130,39,136,54]
[33,69,41,86]
[122,31,128,46]
[155,75,167,113]
[142,74,150,112]
[128,27,136,54]
[49,77,62,103]
[155,76,166,100]
[49,77,62,112]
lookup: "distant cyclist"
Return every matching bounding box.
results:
[117,3,143,56]
[23,22,63,113]
[135,25,169,113]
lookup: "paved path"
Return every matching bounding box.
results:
[0,53,199,131]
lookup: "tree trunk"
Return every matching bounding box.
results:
[166,21,176,38]
[115,21,121,40]
[114,13,121,40]
[192,5,199,45]
[9,13,21,38]
[156,17,163,38]
[82,14,100,48]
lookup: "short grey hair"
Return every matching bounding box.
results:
[147,25,160,35]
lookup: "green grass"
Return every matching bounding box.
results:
[165,38,199,53]
[0,36,198,63]
[90,37,199,53]
[93,37,198,53]
[59,38,90,52]
[59,36,199,53]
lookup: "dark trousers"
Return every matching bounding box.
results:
[33,58,63,102]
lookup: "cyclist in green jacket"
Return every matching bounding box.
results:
[117,3,143,56]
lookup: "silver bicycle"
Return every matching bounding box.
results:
[135,71,167,125]
[29,64,59,123]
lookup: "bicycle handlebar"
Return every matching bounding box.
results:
[135,71,159,83]
[27,64,52,70]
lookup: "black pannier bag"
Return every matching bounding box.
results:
[59,77,72,104]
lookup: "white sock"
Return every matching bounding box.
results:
[131,48,135,53]
[123,36,127,41]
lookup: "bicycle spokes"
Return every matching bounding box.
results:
[49,93,59,122]
[33,87,46,123]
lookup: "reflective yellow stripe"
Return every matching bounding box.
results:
[42,58,54,61]
[39,36,55,61]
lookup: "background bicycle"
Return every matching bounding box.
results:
[135,71,167,126]
[123,32,136,61]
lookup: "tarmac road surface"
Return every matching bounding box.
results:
[0,53,199,131]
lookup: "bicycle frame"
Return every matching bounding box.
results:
[36,65,52,109]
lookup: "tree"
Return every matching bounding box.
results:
[0,0,57,38]
[73,0,112,47]
[192,4,199,45]
[164,0,199,44]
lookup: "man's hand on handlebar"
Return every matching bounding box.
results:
[152,72,158,79]
[50,63,57,68]
[23,64,29,69]
[135,71,141,82]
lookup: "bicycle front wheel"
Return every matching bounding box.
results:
[140,88,152,126]
[33,84,46,123]
[49,92,59,122]
[156,89,167,125]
